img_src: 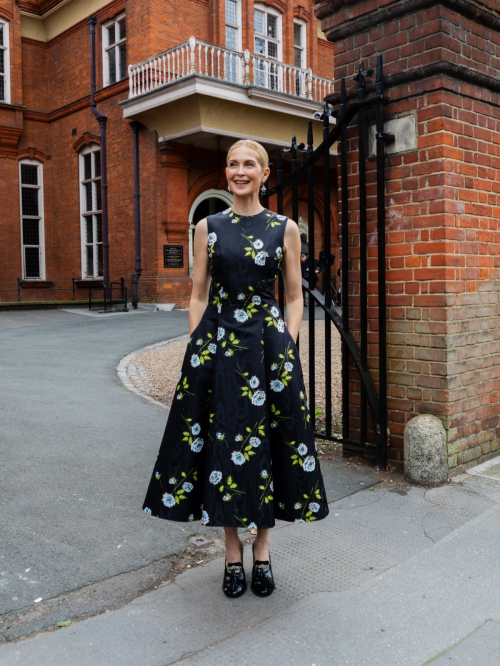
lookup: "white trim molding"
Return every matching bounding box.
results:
[188,189,233,277]
[79,144,103,279]
[0,18,11,104]
[122,74,326,119]
[19,159,46,280]
[102,13,126,87]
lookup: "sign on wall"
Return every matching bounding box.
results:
[163,245,184,268]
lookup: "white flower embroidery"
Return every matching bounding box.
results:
[231,451,246,465]
[162,493,176,508]
[209,470,223,485]
[234,309,249,323]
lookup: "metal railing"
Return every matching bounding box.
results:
[0,278,128,313]
[128,36,334,103]
[262,55,390,469]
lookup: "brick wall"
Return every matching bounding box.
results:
[316,0,500,469]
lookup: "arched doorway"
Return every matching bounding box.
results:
[188,189,233,277]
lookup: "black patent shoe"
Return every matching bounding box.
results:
[251,542,276,597]
[222,542,247,598]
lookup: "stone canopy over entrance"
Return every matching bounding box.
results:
[315,0,500,471]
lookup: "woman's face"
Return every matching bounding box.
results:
[225,146,270,197]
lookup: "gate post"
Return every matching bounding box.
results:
[315,0,500,471]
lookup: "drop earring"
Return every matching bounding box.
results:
[260,182,266,196]
[228,185,231,192]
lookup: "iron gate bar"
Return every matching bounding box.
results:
[356,62,370,446]
[306,120,316,429]
[375,54,390,456]
[276,147,285,309]
[321,103,333,437]
[340,76,350,443]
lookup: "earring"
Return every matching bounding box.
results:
[260,182,266,196]
[228,185,231,192]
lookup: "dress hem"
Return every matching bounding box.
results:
[143,508,330,529]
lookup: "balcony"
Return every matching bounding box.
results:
[120,37,334,151]
[128,36,333,103]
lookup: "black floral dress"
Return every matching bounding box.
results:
[143,208,329,528]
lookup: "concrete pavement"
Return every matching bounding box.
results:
[1,473,499,665]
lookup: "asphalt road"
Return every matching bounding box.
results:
[0,309,202,616]
[0,308,378,629]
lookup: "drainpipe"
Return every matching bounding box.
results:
[130,121,142,308]
[87,16,110,301]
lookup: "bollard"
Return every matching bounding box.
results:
[404,414,448,486]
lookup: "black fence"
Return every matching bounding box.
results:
[264,55,390,469]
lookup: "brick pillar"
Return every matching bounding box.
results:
[315,0,500,470]
[157,142,192,306]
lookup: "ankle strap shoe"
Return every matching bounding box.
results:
[222,542,247,598]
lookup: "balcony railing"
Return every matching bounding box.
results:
[128,36,333,103]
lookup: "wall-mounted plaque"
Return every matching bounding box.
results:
[163,245,184,268]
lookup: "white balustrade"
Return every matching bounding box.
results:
[128,36,334,102]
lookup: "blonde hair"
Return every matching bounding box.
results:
[226,139,269,171]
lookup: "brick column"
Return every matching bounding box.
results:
[315,0,500,470]
[157,143,192,306]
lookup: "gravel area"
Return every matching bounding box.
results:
[125,320,343,455]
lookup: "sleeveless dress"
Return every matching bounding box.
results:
[142,207,329,528]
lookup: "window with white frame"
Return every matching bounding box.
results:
[293,20,307,95]
[0,19,10,103]
[79,146,103,279]
[102,14,126,87]
[225,0,241,82]
[254,5,282,90]
[19,160,45,279]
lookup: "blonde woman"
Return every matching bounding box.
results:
[143,140,329,598]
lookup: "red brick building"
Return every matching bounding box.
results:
[0,0,335,305]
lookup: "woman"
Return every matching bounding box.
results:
[143,139,329,598]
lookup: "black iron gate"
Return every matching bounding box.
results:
[263,55,391,469]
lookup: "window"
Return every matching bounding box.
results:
[0,19,10,103]
[294,21,306,69]
[293,20,307,95]
[79,146,103,279]
[225,0,241,82]
[254,5,282,90]
[103,14,126,87]
[19,160,45,279]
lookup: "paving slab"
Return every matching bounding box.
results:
[465,455,500,482]
[429,619,500,665]
[0,482,496,666]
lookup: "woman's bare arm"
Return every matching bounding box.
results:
[189,218,211,335]
[281,219,303,343]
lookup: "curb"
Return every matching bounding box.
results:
[116,334,190,411]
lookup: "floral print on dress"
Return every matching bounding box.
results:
[142,208,329,527]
